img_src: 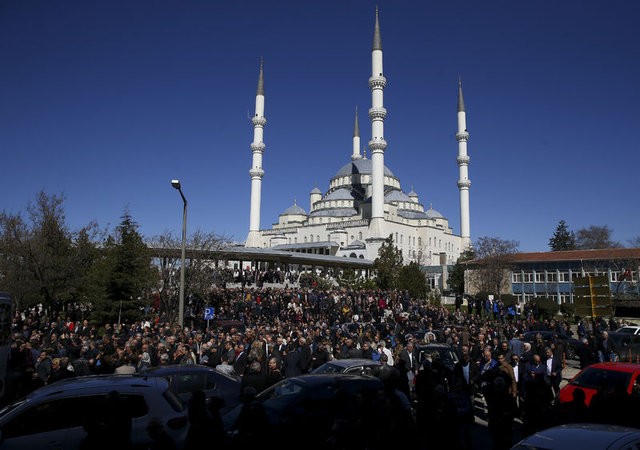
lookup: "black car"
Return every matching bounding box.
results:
[521,330,580,360]
[415,342,461,372]
[311,358,381,376]
[137,364,242,414]
[222,373,416,448]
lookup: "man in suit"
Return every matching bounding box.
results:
[544,346,563,396]
[233,343,248,377]
[399,340,418,397]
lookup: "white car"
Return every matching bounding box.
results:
[511,423,640,450]
[615,325,640,335]
[0,374,189,450]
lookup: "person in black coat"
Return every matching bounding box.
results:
[241,360,269,394]
[310,340,330,371]
[282,342,304,378]
[233,343,248,376]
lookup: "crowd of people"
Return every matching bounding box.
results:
[5,286,633,449]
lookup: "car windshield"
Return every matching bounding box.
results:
[571,367,632,391]
[616,328,636,334]
[312,363,343,374]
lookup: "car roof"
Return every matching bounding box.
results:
[322,359,381,368]
[26,374,169,400]
[514,423,640,449]
[583,362,640,373]
[270,373,384,390]
[416,343,452,348]
[139,364,238,381]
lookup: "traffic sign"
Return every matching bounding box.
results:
[204,306,215,321]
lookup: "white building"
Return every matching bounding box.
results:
[245,9,472,267]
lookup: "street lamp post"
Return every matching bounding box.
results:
[171,179,187,328]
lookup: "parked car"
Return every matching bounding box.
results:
[311,358,381,376]
[608,332,640,362]
[521,330,580,360]
[615,325,640,336]
[0,374,188,450]
[415,342,461,372]
[511,423,640,450]
[137,364,242,414]
[556,362,640,407]
[222,373,416,447]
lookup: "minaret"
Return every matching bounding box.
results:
[245,60,266,248]
[352,107,362,160]
[368,7,387,238]
[456,77,472,250]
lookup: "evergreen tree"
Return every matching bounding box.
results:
[549,220,577,251]
[93,211,156,324]
[373,234,403,290]
[398,261,428,299]
[448,248,476,295]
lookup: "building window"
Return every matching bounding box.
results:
[534,272,544,283]
[512,273,523,283]
[547,272,557,282]
[358,232,362,240]
[558,272,569,282]
[523,273,533,283]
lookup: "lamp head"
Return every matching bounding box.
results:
[171,179,181,190]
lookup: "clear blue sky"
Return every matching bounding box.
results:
[2,0,639,253]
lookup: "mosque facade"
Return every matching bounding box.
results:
[244,9,472,267]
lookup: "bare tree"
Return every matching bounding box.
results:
[575,225,621,249]
[147,230,231,324]
[628,236,640,248]
[466,236,519,296]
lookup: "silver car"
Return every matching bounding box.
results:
[0,374,189,450]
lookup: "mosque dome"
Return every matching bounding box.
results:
[334,159,395,178]
[425,206,444,219]
[281,202,307,216]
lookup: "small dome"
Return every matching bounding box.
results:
[325,188,355,201]
[310,187,322,194]
[425,206,444,219]
[384,189,411,203]
[282,203,307,216]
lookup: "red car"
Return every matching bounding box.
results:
[557,362,640,406]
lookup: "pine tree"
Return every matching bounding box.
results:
[373,234,403,290]
[549,220,577,251]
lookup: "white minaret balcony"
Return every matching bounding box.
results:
[368,139,387,152]
[252,116,267,127]
[457,179,471,189]
[368,76,387,89]
[249,168,265,178]
[456,155,470,165]
[250,142,266,152]
[455,131,469,142]
[368,107,387,120]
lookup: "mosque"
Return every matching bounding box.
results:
[244,9,472,267]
